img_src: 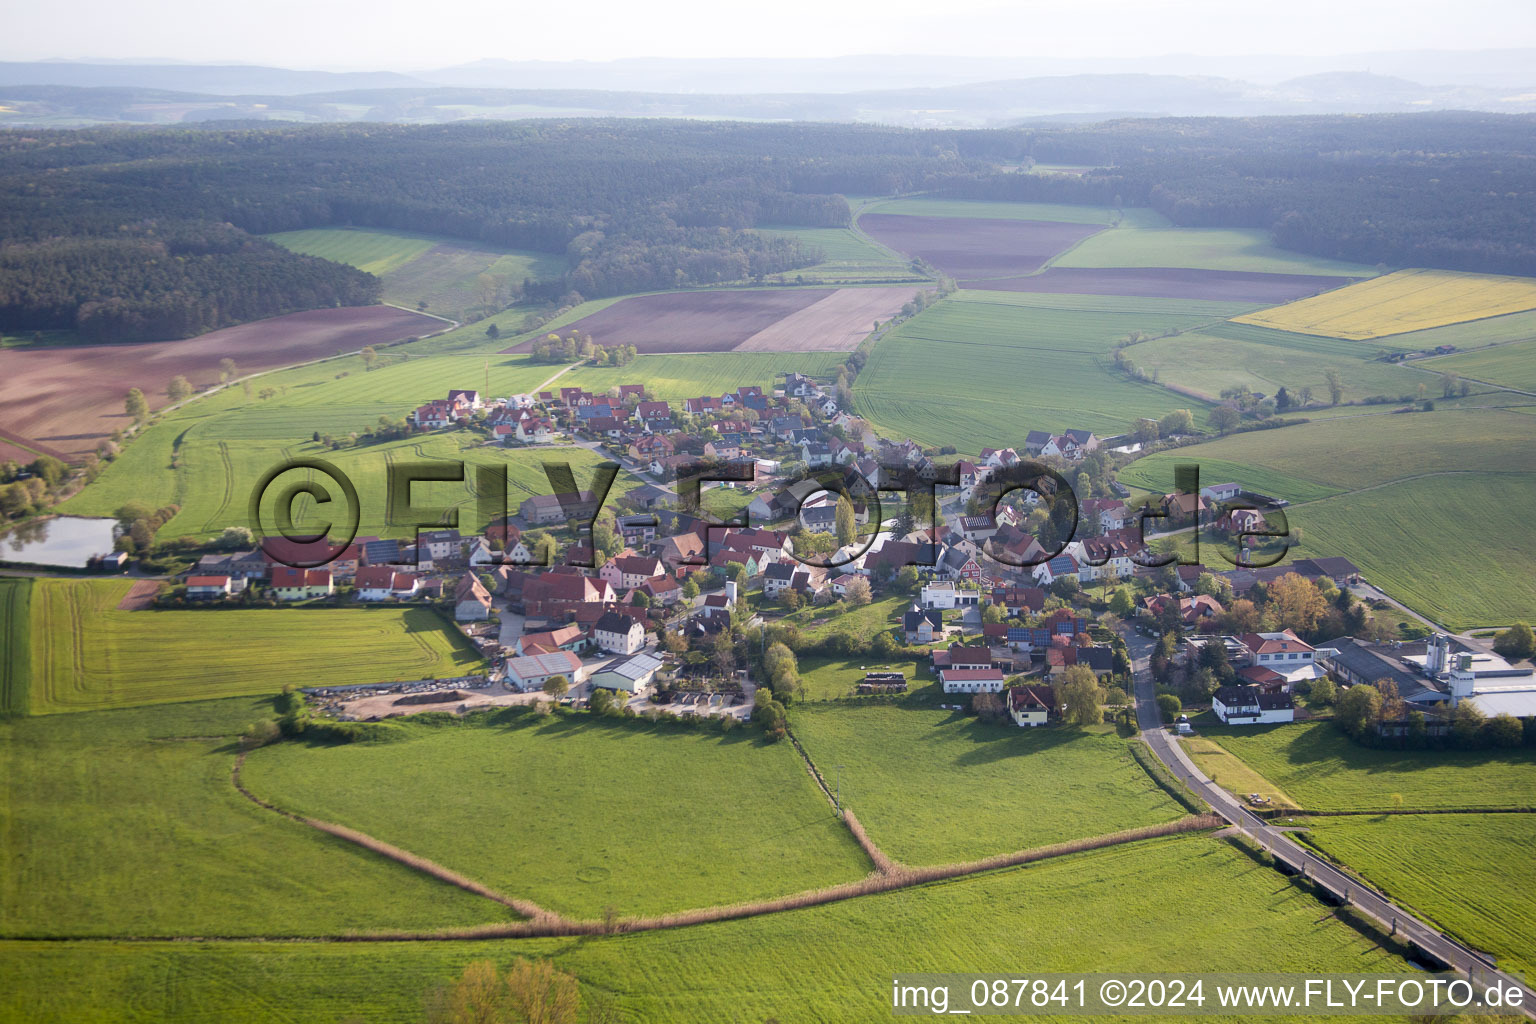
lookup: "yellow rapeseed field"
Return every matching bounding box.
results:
[1232,268,1536,340]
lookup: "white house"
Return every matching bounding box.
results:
[354,566,403,602]
[593,611,647,655]
[185,574,233,600]
[921,580,979,609]
[419,529,463,562]
[939,668,1006,694]
[1212,685,1295,725]
[1008,685,1054,727]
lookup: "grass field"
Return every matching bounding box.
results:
[1233,268,1536,340]
[789,704,1185,864]
[1202,720,1536,811]
[1299,814,1536,985]
[753,225,920,282]
[65,429,629,543]
[557,350,846,401]
[1182,733,1298,809]
[0,698,507,937]
[265,227,567,322]
[1384,308,1536,353]
[851,294,1227,451]
[1118,410,1536,626]
[1127,325,1433,403]
[264,227,438,276]
[243,710,870,918]
[0,834,1411,1022]
[1052,226,1381,277]
[779,593,907,644]
[26,578,482,713]
[0,577,30,715]
[1118,408,1536,501]
[1421,333,1536,392]
[794,655,914,701]
[1293,472,1536,628]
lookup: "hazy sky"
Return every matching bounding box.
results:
[7,0,1535,69]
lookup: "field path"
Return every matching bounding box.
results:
[532,361,582,394]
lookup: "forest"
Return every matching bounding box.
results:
[1,114,1533,342]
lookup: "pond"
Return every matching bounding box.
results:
[0,516,120,569]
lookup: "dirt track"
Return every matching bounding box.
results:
[115,580,161,610]
[0,305,443,459]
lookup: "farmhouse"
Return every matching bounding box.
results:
[1212,685,1296,725]
[453,573,493,621]
[269,567,333,601]
[1008,684,1056,727]
[520,490,599,525]
[505,651,586,692]
[185,575,235,600]
[600,553,666,591]
[903,606,944,644]
[418,529,463,562]
[517,624,587,657]
[593,611,647,655]
[354,566,420,602]
[521,570,614,618]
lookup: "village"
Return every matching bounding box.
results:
[171,364,1535,745]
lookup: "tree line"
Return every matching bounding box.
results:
[4,114,1533,342]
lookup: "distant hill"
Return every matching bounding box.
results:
[0,61,427,95]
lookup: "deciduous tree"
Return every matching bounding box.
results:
[1059,665,1104,726]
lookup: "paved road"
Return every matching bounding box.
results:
[1123,628,1536,1018]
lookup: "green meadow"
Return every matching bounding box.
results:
[753,225,920,282]
[1118,410,1536,626]
[1292,472,1536,629]
[1127,324,1435,403]
[243,710,871,919]
[64,429,628,543]
[1118,408,1536,501]
[27,578,481,713]
[264,227,439,276]
[1299,814,1536,985]
[1052,225,1381,276]
[789,704,1185,865]
[1202,720,1536,812]
[557,350,847,401]
[850,293,1229,450]
[1421,331,1536,392]
[794,655,916,701]
[0,835,1411,1023]
[265,227,567,322]
[0,698,506,937]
